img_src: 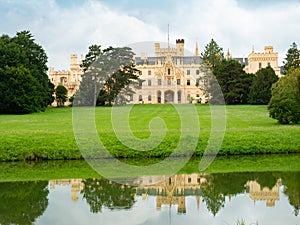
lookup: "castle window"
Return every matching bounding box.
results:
[259,62,262,69]
[148,70,151,75]
[130,94,133,101]
[167,79,171,85]
[267,62,271,67]
[178,91,181,103]
[196,69,200,75]
[158,79,162,86]
[148,80,152,86]
[168,68,171,75]
[187,79,190,86]
[177,79,181,85]
[60,77,67,84]
[188,177,192,183]
[187,70,190,75]
[139,95,143,101]
[148,95,152,101]
[187,94,190,101]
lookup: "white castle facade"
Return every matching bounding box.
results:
[48,40,282,105]
[131,39,205,104]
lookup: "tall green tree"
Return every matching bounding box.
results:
[211,59,254,104]
[268,68,300,124]
[200,39,224,70]
[0,31,54,114]
[249,66,279,104]
[77,45,140,106]
[55,85,68,107]
[0,66,42,114]
[283,42,300,74]
[80,44,102,72]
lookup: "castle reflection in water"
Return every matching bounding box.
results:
[49,173,282,213]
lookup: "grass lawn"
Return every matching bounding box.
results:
[0,104,299,161]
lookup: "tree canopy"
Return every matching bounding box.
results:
[76,45,140,106]
[0,181,48,225]
[283,42,300,74]
[248,66,279,105]
[268,68,300,124]
[55,85,68,107]
[200,39,224,70]
[82,178,135,213]
[0,31,54,114]
[210,59,254,104]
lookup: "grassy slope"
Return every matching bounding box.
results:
[0,105,299,161]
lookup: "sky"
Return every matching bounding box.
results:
[1,0,300,70]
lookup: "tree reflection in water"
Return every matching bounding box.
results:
[62,172,300,217]
[281,171,300,216]
[0,181,49,225]
[0,171,299,225]
[81,178,136,213]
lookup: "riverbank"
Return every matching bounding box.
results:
[0,154,299,182]
[0,105,299,161]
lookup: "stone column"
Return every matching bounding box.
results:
[174,86,178,104]
[161,90,165,104]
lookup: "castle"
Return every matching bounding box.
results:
[49,174,282,213]
[131,39,204,104]
[48,40,282,105]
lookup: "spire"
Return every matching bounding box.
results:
[194,40,199,56]
[226,48,231,59]
[252,45,254,53]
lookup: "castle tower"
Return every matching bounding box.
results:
[176,39,184,56]
[177,196,186,214]
[70,54,78,72]
[196,196,200,210]
[154,43,161,57]
[264,46,273,53]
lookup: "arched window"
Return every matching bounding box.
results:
[60,77,67,85]
[157,91,161,103]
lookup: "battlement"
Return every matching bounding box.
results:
[154,39,185,57]
[176,39,184,44]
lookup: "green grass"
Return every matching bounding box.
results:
[0,104,299,161]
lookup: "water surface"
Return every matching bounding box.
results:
[0,170,299,225]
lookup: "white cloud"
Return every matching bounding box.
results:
[1,0,300,69]
[139,0,300,65]
[0,0,167,69]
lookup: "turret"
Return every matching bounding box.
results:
[264,46,273,53]
[154,43,161,56]
[176,39,184,56]
[226,48,232,59]
[70,54,78,71]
